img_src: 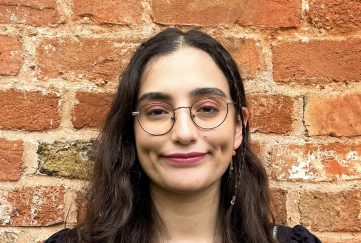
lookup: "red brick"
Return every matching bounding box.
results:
[72,0,141,25]
[221,38,265,79]
[309,0,361,33]
[151,0,241,25]
[250,141,262,157]
[37,38,135,85]
[273,39,361,84]
[0,186,64,226]
[320,239,361,243]
[299,190,361,231]
[0,36,22,76]
[271,144,361,181]
[75,191,87,223]
[270,188,287,225]
[0,138,23,181]
[151,0,301,27]
[236,0,301,28]
[248,94,294,134]
[0,90,60,131]
[304,94,361,137]
[0,0,60,26]
[72,92,113,129]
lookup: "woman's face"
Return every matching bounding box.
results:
[134,47,245,195]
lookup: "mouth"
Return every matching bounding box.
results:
[163,152,207,164]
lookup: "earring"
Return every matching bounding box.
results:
[229,159,233,178]
[230,195,236,205]
[229,148,236,178]
[229,146,245,207]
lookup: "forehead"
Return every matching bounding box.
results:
[138,47,231,102]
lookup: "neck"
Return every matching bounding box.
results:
[150,182,222,243]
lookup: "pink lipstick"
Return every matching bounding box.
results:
[164,152,206,164]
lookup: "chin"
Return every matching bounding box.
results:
[162,178,220,195]
[165,186,208,195]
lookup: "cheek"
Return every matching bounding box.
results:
[202,123,236,154]
[135,139,156,176]
[134,128,163,164]
[134,126,150,163]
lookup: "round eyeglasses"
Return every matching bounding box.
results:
[132,97,236,136]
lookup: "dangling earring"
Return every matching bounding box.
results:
[229,148,236,178]
[229,146,245,207]
[229,159,233,178]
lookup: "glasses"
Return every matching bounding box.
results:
[132,97,235,136]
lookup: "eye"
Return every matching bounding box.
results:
[198,105,219,114]
[142,104,171,120]
[146,108,166,116]
[193,100,220,117]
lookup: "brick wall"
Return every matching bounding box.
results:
[0,0,360,242]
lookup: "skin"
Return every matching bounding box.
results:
[134,47,249,243]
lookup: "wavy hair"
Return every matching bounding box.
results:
[66,28,275,243]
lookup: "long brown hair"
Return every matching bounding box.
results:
[66,28,275,243]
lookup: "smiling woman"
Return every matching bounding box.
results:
[134,47,244,199]
[45,28,321,243]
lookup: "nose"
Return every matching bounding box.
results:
[171,107,197,145]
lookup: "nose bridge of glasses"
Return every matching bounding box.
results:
[173,106,195,119]
[170,106,198,137]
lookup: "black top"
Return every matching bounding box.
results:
[45,225,321,243]
[275,225,321,243]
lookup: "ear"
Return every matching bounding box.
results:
[233,107,249,150]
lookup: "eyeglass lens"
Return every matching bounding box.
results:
[136,97,229,135]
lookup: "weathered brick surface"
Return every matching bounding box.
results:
[221,38,265,79]
[37,38,136,85]
[272,39,361,84]
[236,0,301,28]
[0,0,60,26]
[299,190,361,231]
[151,0,242,25]
[72,92,113,129]
[0,187,64,226]
[271,144,361,181]
[304,94,361,137]
[0,0,360,239]
[320,239,361,243]
[72,0,141,25]
[151,0,301,27]
[0,36,22,76]
[309,0,361,33]
[0,231,18,243]
[38,141,95,179]
[0,90,60,131]
[76,191,87,223]
[0,138,24,181]
[270,188,287,225]
[250,142,262,157]
[248,94,294,134]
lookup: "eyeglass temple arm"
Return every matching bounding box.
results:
[132,112,139,116]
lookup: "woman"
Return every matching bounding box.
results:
[46,28,321,243]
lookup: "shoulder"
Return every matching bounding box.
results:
[44,229,71,243]
[274,225,322,243]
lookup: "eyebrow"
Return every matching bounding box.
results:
[137,92,171,104]
[190,87,227,98]
[137,87,227,104]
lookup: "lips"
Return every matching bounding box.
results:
[164,152,207,164]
